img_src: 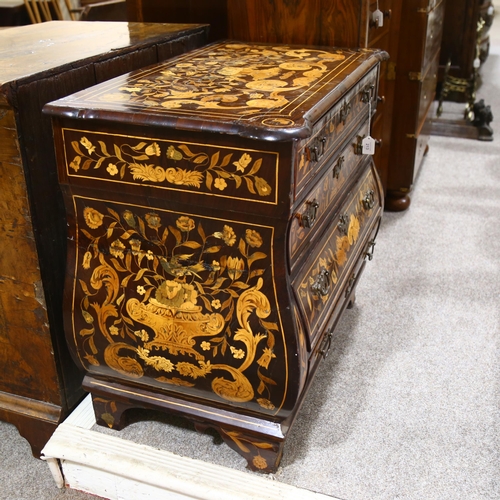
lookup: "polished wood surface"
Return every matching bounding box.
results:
[385,0,445,211]
[47,42,386,472]
[226,0,369,47]
[126,0,228,42]
[0,21,208,457]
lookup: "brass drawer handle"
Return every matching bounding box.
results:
[364,239,376,261]
[345,272,356,298]
[339,101,351,124]
[311,269,330,297]
[319,328,334,358]
[363,189,375,210]
[361,84,375,103]
[332,155,344,179]
[301,200,319,229]
[306,136,327,163]
[338,213,349,235]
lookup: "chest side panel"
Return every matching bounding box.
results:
[60,127,281,210]
[66,194,299,417]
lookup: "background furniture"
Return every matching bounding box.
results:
[439,0,494,86]
[0,20,208,457]
[429,0,495,141]
[46,41,386,473]
[385,0,446,210]
[79,0,126,20]
[0,0,30,25]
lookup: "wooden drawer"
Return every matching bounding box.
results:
[289,119,370,265]
[294,65,379,200]
[292,160,382,350]
[59,125,281,216]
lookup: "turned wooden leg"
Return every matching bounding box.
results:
[194,422,284,473]
[385,189,411,212]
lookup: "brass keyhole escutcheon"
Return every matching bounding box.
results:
[339,101,351,125]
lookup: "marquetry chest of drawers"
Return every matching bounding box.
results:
[46,41,387,472]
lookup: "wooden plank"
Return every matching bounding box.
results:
[42,396,336,500]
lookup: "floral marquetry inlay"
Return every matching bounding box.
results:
[56,42,376,134]
[64,129,278,203]
[72,197,286,413]
[97,43,347,118]
[295,167,379,337]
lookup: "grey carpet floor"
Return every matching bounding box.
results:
[2,12,500,500]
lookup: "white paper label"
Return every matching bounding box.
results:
[373,9,383,27]
[488,6,494,15]
[362,136,376,155]
[473,57,481,69]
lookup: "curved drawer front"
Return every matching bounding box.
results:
[294,66,379,200]
[292,161,381,348]
[289,119,370,264]
[67,198,292,416]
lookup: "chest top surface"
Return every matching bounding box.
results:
[45,41,386,141]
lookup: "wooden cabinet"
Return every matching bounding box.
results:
[0,21,208,457]
[428,0,494,142]
[46,42,387,473]
[385,0,445,210]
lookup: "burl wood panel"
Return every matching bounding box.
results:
[226,0,369,47]
[0,21,208,457]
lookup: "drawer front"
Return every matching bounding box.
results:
[292,160,381,348]
[60,127,280,208]
[65,196,292,415]
[294,66,379,200]
[422,0,445,72]
[289,119,370,265]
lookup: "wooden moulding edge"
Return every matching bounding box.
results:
[0,390,61,422]
[41,395,336,500]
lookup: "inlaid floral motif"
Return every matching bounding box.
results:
[297,171,378,328]
[95,42,348,119]
[67,134,273,199]
[73,199,283,411]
